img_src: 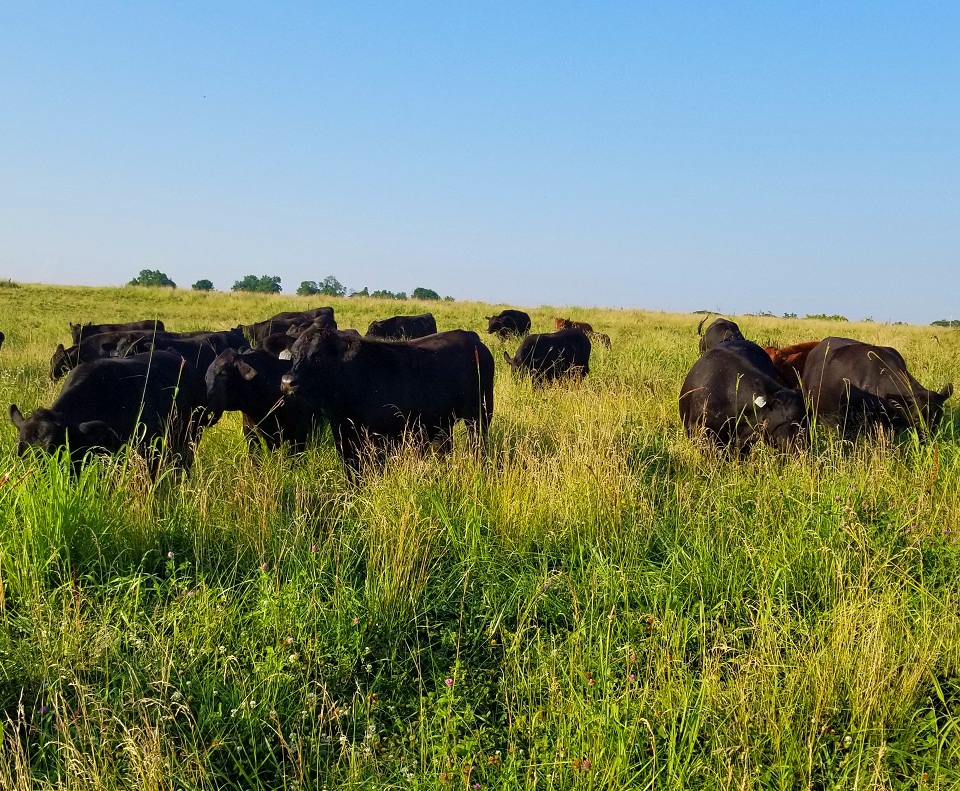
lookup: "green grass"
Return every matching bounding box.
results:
[1,283,960,789]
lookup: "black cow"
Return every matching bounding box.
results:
[11,351,208,474]
[802,337,953,436]
[50,330,163,379]
[257,332,297,358]
[234,319,301,344]
[366,313,437,340]
[486,310,532,339]
[268,306,335,324]
[117,332,244,375]
[281,328,494,474]
[286,313,338,337]
[206,348,324,453]
[69,320,165,345]
[0,330,4,350]
[698,317,745,354]
[679,339,806,454]
[503,328,591,384]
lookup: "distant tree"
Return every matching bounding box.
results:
[371,289,407,300]
[233,274,282,293]
[350,286,370,297]
[129,269,176,288]
[412,287,441,300]
[192,279,214,291]
[782,312,797,319]
[443,295,455,301]
[316,275,346,297]
[932,319,960,328]
[297,281,319,296]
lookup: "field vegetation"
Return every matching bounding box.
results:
[1,284,959,789]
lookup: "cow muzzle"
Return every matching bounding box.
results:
[280,374,299,396]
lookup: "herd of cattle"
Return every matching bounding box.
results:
[5,308,603,476]
[2,306,953,477]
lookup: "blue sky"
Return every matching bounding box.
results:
[2,2,957,323]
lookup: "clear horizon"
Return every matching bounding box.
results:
[2,3,958,324]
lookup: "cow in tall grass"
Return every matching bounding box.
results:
[504,328,591,384]
[281,327,494,474]
[485,310,531,339]
[11,351,209,475]
[680,339,806,454]
[366,313,437,341]
[802,337,953,437]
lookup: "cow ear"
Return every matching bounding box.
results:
[754,395,768,408]
[236,360,258,381]
[76,421,120,449]
[9,404,24,428]
[56,343,65,353]
[940,383,954,401]
[503,351,514,366]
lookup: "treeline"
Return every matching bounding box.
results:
[126,270,452,300]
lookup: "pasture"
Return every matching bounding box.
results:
[1,284,959,790]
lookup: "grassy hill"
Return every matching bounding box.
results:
[1,283,959,789]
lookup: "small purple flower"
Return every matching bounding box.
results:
[39,705,49,715]
[629,673,636,682]
[260,562,268,572]
[582,757,591,771]
[444,677,454,687]
[310,544,318,552]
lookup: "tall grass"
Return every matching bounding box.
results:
[0,284,959,788]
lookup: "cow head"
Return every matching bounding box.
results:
[9,403,120,459]
[752,389,807,451]
[485,316,503,334]
[281,327,352,400]
[205,349,260,417]
[899,382,954,434]
[49,343,77,380]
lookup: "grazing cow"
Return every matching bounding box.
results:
[281,328,494,474]
[206,348,324,453]
[485,310,532,339]
[679,339,806,454]
[698,317,745,354]
[69,320,165,345]
[554,317,594,333]
[762,341,820,388]
[366,313,437,340]
[504,328,592,384]
[257,332,297,358]
[802,337,953,436]
[11,351,208,474]
[50,330,165,379]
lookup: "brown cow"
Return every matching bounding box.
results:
[763,341,820,388]
[554,317,611,349]
[554,317,593,333]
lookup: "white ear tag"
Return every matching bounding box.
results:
[279,350,292,360]
[754,395,767,408]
